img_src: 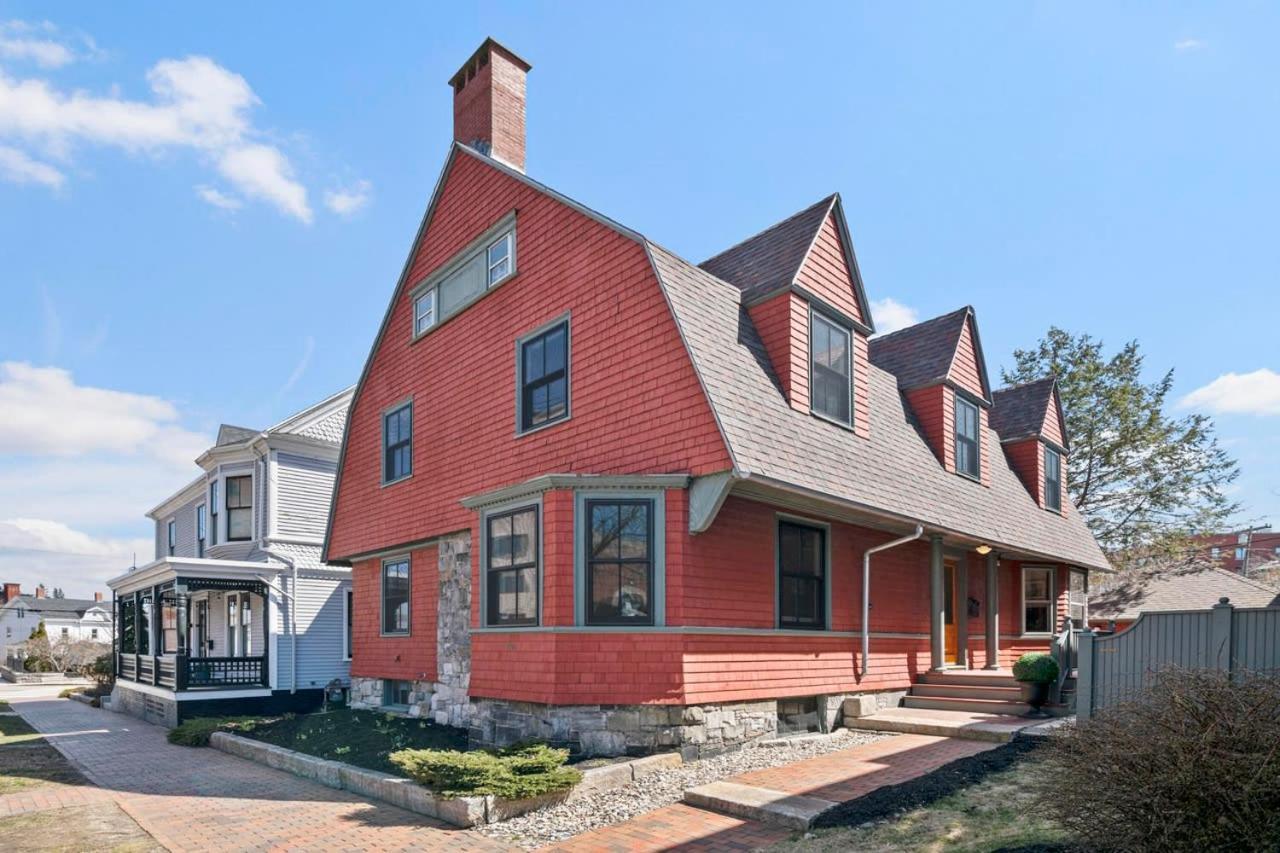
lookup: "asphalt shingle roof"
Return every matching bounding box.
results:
[1090,567,1280,621]
[868,307,971,391]
[990,377,1058,444]
[5,596,104,616]
[648,242,1110,570]
[699,195,836,302]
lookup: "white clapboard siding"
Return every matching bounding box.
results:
[156,493,203,559]
[275,453,337,540]
[276,572,351,690]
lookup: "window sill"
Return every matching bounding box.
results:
[809,409,854,433]
[410,270,521,345]
[516,413,571,439]
[955,470,982,484]
[378,631,411,638]
[381,474,412,489]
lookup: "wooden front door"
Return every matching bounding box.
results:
[944,561,959,664]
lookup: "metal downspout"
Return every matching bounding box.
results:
[861,525,924,676]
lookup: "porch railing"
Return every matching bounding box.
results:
[1051,617,1074,704]
[115,653,267,690]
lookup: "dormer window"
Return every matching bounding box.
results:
[955,396,980,479]
[810,310,852,427]
[411,218,516,339]
[1044,446,1062,511]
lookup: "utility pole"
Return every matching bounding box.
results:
[1239,524,1272,577]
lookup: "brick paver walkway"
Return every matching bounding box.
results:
[730,732,997,802]
[539,802,790,852]
[10,698,507,852]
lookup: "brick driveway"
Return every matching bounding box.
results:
[10,697,507,852]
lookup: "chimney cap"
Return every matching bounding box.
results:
[448,37,532,89]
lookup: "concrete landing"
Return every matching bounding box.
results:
[683,780,837,830]
[846,706,1047,742]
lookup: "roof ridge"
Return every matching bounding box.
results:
[868,305,970,345]
[699,193,837,267]
[993,375,1057,396]
[266,385,356,435]
[1211,566,1280,594]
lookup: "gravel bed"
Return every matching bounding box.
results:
[477,729,895,848]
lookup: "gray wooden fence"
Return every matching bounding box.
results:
[1077,598,1280,720]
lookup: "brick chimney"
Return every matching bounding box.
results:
[94,591,104,602]
[1,582,19,603]
[35,584,46,599]
[450,38,532,172]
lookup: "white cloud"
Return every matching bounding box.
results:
[0,47,313,220]
[870,297,920,335]
[1174,39,1203,52]
[279,336,315,396]
[324,179,372,216]
[0,519,150,595]
[195,184,241,210]
[0,143,63,186]
[0,20,83,69]
[1180,369,1280,416]
[0,361,208,462]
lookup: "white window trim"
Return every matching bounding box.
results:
[195,503,207,557]
[224,473,255,543]
[1020,564,1056,637]
[573,489,667,627]
[380,555,411,637]
[410,213,517,342]
[166,518,177,556]
[413,289,437,336]
[1067,568,1088,626]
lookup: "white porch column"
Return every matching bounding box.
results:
[929,535,945,671]
[984,552,1000,669]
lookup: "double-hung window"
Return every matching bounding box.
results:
[209,481,219,546]
[1022,567,1053,634]
[519,321,569,432]
[955,396,981,479]
[383,402,412,483]
[810,311,852,426]
[381,559,410,635]
[167,520,176,556]
[486,506,539,625]
[344,588,353,659]
[1044,446,1062,511]
[1068,569,1087,625]
[412,222,516,337]
[778,521,827,629]
[586,499,653,625]
[196,505,206,557]
[226,475,252,541]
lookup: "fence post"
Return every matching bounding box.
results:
[1210,597,1234,674]
[1077,629,1095,721]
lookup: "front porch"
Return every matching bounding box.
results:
[110,559,280,694]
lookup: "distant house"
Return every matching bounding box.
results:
[1089,566,1280,632]
[0,585,113,646]
[106,388,354,727]
[1196,529,1280,575]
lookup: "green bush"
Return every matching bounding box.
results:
[167,716,267,747]
[1012,652,1059,684]
[389,742,581,799]
[57,687,82,699]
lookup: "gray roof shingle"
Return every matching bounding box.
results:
[648,242,1110,570]
[699,195,836,302]
[6,596,104,617]
[1090,567,1280,621]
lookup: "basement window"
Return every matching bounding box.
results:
[777,697,821,735]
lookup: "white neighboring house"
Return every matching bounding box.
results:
[106,387,355,727]
[1,591,113,646]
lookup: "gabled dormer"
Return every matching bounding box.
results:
[701,194,874,437]
[990,377,1069,513]
[869,306,994,485]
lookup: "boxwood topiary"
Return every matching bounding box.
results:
[1012,652,1059,684]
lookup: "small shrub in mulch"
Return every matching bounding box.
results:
[166,716,274,747]
[1029,669,1280,853]
[390,742,581,799]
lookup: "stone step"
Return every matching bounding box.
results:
[683,781,837,831]
[903,695,1031,716]
[910,683,1023,701]
[916,670,1019,688]
[846,707,1034,743]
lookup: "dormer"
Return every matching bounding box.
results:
[869,307,994,485]
[701,194,874,437]
[990,377,1069,512]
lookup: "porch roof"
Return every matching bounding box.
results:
[107,557,284,596]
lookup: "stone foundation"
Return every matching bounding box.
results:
[109,682,178,728]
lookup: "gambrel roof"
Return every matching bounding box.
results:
[325,143,1109,570]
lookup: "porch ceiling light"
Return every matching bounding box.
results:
[975,544,992,555]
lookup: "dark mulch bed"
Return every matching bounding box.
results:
[813,737,1046,831]
[240,708,468,776]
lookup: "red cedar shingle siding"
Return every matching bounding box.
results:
[949,317,986,399]
[327,153,732,561]
[746,291,797,406]
[350,544,438,681]
[1004,437,1044,507]
[1042,392,1065,448]
[906,384,953,470]
[795,212,866,324]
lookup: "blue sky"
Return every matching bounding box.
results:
[1,3,1277,595]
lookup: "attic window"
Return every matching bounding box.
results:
[1044,446,1062,511]
[810,311,852,427]
[955,396,981,479]
[411,218,516,340]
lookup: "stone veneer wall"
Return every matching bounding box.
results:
[109,682,179,728]
[429,532,472,728]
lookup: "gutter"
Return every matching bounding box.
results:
[258,543,299,694]
[861,525,924,676]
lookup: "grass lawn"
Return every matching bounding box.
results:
[237,708,468,776]
[781,751,1077,853]
[0,714,44,747]
[0,803,161,851]
[0,738,86,795]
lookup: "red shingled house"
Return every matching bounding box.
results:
[324,39,1109,756]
